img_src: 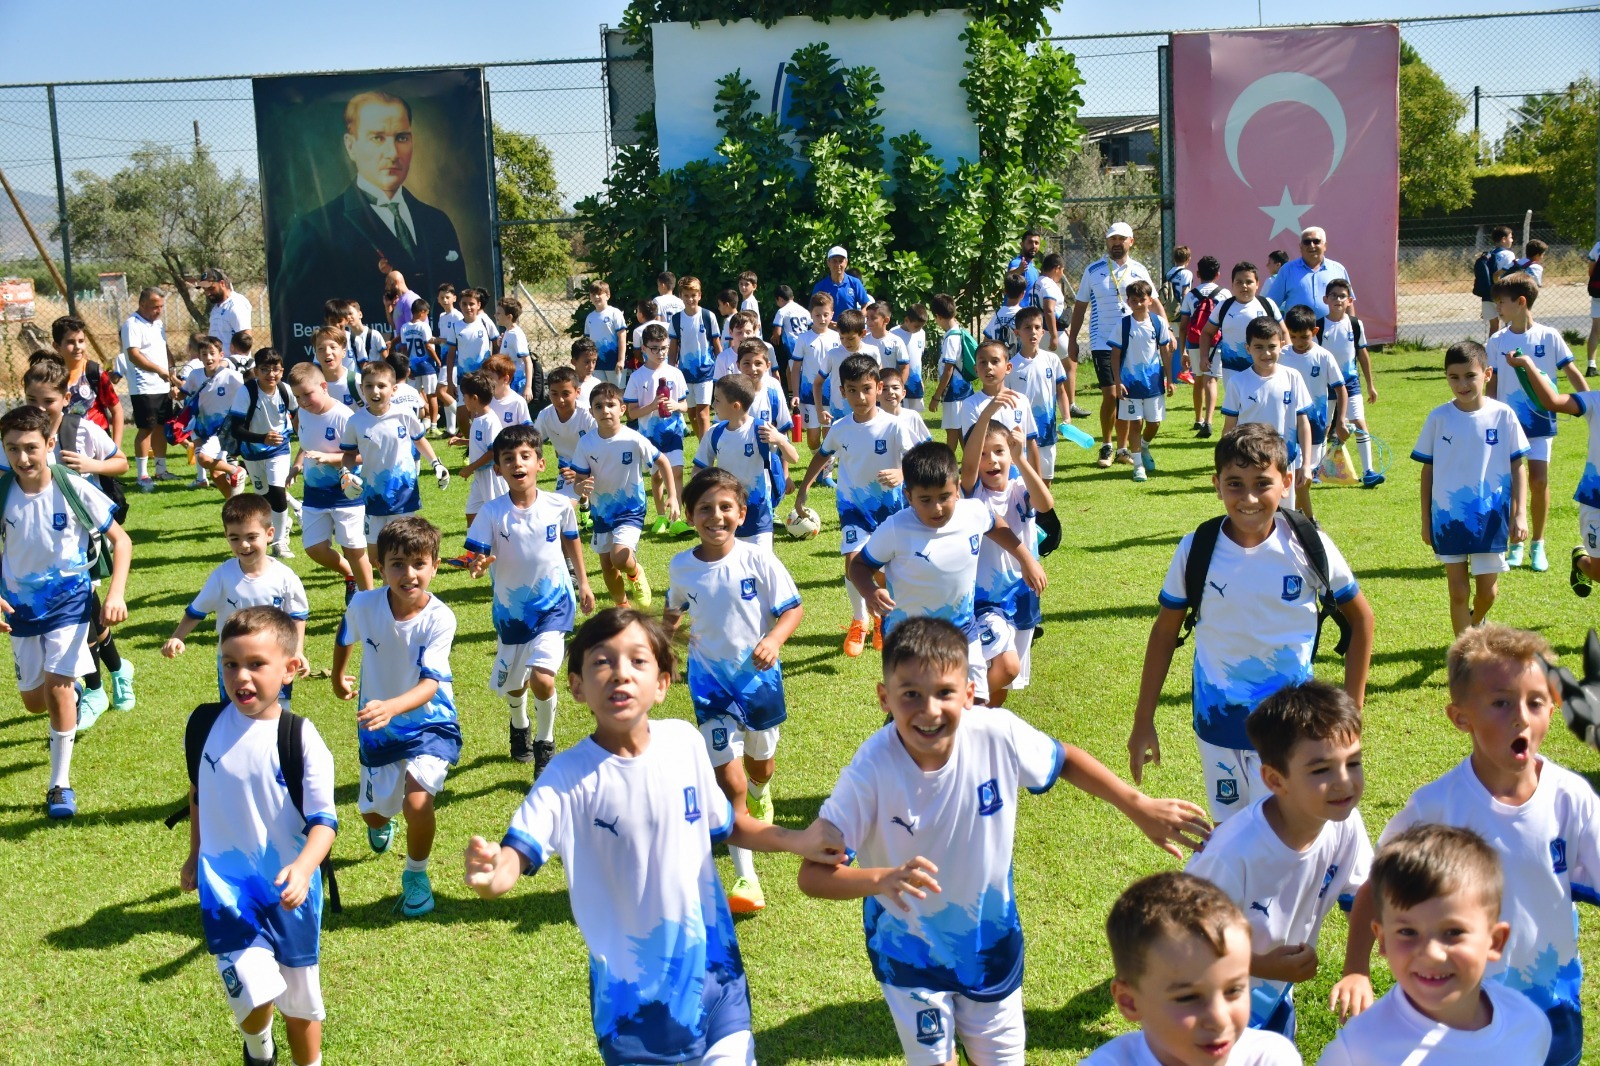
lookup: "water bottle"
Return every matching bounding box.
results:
[791,413,803,442]
[656,379,671,419]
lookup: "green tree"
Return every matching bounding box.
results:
[1494,90,1563,165]
[493,124,571,287]
[60,143,261,326]
[1525,78,1598,243]
[1398,41,1476,216]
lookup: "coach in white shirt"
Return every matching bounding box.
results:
[120,286,178,485]
[1067,222,1162,465]
[199,267,251,358]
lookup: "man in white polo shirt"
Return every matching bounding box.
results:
[121,286,178,491]
[199,268,251,362]
[1586,239,1600,376]
[1067,222,1160,467]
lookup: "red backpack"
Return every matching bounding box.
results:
[1184,284,1221,346]
[1588,256,1600,299]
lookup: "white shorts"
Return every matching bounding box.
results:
[1591,297,1600,320]
[1012,624,1034,689]
[700,716,781,768]
[1525,436,1552,464]
[1344,388,1366,424]
[905,397,925,412]
[977,610,1017,662]
[11,622,93,691]
[967,637,989,705]
[1197,738,1265,823]
[1119,395,1166,423]
[942,400,963,429]
[1306,441,1324,472]
[840,525,871,555]
[301,505,366,551]
[598,369,626,387]
[196,435,229,463]
[1581,503,1600,554]
[1482,300,1499,322]
[358,754,451,820]
[881,984,1025,1066]
[801,402,822,431]
[365,511,414,544]
[687,380,714,407]
[1036,441,1056,480]
[467,470,508,514]
[493,632,567,694]
[737,531,774,552]
[244,454,292,491]
[414,373,439,395]
[661,450,685,470]
[689,1031,754,1066]
[593,524,643,556]
[1435,551,1509,576]
[214,943,324,1025]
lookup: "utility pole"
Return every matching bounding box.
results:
[47,85,75,316]
[1473,86,1482,163]
[193,120,201,152]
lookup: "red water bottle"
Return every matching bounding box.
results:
[656,379,671,418]
[790,413,803,442]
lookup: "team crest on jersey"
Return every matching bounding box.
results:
[976,778,1003,816]
[546,524,558,542]
[1282,390,1293,406]
[845,529,857,543]
[1318,863,1340,899]
[217,385,227,396]
[969,534,981,555]
[740,577,757,600]
[1487,428,1499,445]
[621,451,633,465]
[682,786,702,824]
[1215,778,1240,805]
[1310,365,1320,378]
[52,512,67,530]
[744,442,755,457]
[272,596,283,608]
[874,439,888,455]
[324,427,337,441]
[1552,838,1568,874]
[221,965,243,998]
[915,1008,944,1045]
[396,424,406,439]
[1282,575,1303,601]
[504,412,515,424]
[1535,344,1547,359]
[711,727,729,751]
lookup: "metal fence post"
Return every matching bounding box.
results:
[46,84,75,315]
[1158,42,1175,276]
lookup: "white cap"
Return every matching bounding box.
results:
[826,245,848,260]
[1105,222,1134,239]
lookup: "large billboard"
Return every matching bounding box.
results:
[1172,26,1400,342]
[254,68,494,359]
[652,12,978,174]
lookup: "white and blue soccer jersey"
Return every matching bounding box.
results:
[229,381,296,460]
[1317,315,1366,391]
[983,304,1022,351]
[500,325,532,393]
[671,307,719,386]
[794,326,837,406]
[585,306,628,373]
[337,589,459,768]
[1279,344,1344,445]
[437,308,464,359]
[772,302,812,362]
[1187,796,1371,1028]
[1567,393,1600,510]
[1412,399,1529,555]
[0,419,118,474]
[195,704,336,967]
[1166,265,1194,305]
[296,401,357,510]
[817,411,919,538]
[348,327,387,366]
[466,491,578,644]
[454,314,498,376]
[187,558,310,636]
[863,330,910,375]
[1107,314,1172,400]
[1210,296,1283,373]
[820,344,869,419]
[488,392,532,431]
[400,321,437,379]
[1222,365,1312,466]
[896,408,932,445]
[1318,980,1552,1066]
[666,542,801,731]
[573,427,660,534]
[1158,515,1359,751]
[623,363,688,457]
[972,478,1039,629]
[859,498,995,639]
[1075,256,1154,350]
[959,392,1039,443]
[819,707,1065,1000]
[467,412,509,503]
[891,326,927,399]
[533,405,597,494]
[1383,756,1600,1066]
[1489,323,1575,440]
[1085,1030,1300,1066]
[1006,350,1067,435]
[0,471,115,637]
[694,419,777,537]
[324,367,361,411]
[392,382,424,424]
[341,408,426,516]
[501,720,745,1066]
[183,365,245,439]
[938,331,975,403]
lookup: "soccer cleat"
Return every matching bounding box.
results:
[1132,465,1148,482]
[138,476,155,494]
[817,474,837,489]
[153,468,181,481]
[1506,543,1525,568]
[577,507,593,533]
[669,519,693,537]
[368,820,394,855]
[510,723,535,763]
[626,567,652,609]
[533,740,555,779]
[872,615,883,652]
[46,786,76,819]
[1572,547,1593,598]
[843,620,867,657]
[1069,404,1090,419]
[1589,363,1598,377]
[442,553,474,570]
[726,875,766,914]
[1113,448,1134,466]
[747,784,774,825]
[269,543,294,560]
[1095,444,1113,469]
[189,475,208,489]
[242,1042,277,1066]
[1177,370,1195,384]
[648,515,671,535]
[397,869,435,917]
[345,580,358,606]
[77,684,109,731]
[1360,470,1385,489]
[1530,541,1549,573]
[1141,450,1156,473]
[1192,421,1203,432]
[108,661,136,710]
[1197,422,1213,439]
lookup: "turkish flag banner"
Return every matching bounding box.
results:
[1173,25,1400,342]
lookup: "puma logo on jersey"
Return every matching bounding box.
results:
[913,550,933,563]
[1440,435,1453,444]
[201,753,222,772]
[225,597,240,609]
[1250,901,1271,918]
[365,638,381,651]
[891,816,918,835]
[1207,581,1227,597]
[593,816,619,836]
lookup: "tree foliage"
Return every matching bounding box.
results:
[493,124,572,287]
[60,143,262,327]
[1509,78,1597,243]
[1398,41,1476,217]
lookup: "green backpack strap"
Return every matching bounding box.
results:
[51,465,113,580]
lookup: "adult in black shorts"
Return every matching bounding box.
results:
[119,287,180,487]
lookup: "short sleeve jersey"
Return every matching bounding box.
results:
[0,418,121,471]
[1487,323,1575,439]
[207,292,252,355]
[532,404,597,473]
[1221,365,1312,466]
[498,326,532,393]
[572,427,660,533]
[1186,796,1371,1026]
[467,412,509,503]
[983,305,1021,351]
[1035,275,1066,324]
[939,331,975,403]
[794,327,838,405]
[1210,296,1283,372]
[859,498,995,638]
[296,400,358,510]
[693,419,777,537]
[1166,265,1194,305]
[972,477,1039,628]
[818,709,1065,999]
[1157,516,1359,750]
[1075,256,1153,350]
[341,408,426,516]
[653,293,685,321]
[391,383,424,423]
[1085,1030,1300,1066]
[348,327,387,366]
[324,366,361,411]
[228,381,297,459]
[862,331,910,374]
[897,408,932,445]
[195,705,336,966]
[0,471,115,636]
[1315,980,1551,1066]
[400,321,437,378]
[1566,392,1600,508]
[500,720,745,1065]
[120,312,170,395]
[670,308,719,385]
[1381,756,1600,1066]
[1006,350,1067,433]
[437,308,465,354]
[890,326,927,398]
[623,363,688,456]
[817,411,919,534]
[1316,315,1367,389]
[959,393,1038,443]
[1278,344,1344,444]
[465,491,578,644]
[740,294,760,329]
[1411,398,1529,554]
[584,307,628,372]
[1107,315,1172,400]
[772,303,813,358]
[487,392,532,431]
[336,589,459,767]
[186,558,311,635]
[819,344,862,418]
[454,314,498,376]
[184,365,246,438]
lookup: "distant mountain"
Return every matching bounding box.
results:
[0,188,63,262]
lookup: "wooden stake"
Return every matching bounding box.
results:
[0,161,111,363]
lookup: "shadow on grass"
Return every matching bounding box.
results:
[1361,645,1448,694]
[0,797,184,841]
[1079,533,1180,555]
[44,885,209,983]
[325,881,573,934]
[434,754,535,810]
[754,999,902,1064]
[1355,565,1439,581]
[0,756,46,782]
[1024,977,1120,1055]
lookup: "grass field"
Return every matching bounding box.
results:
[2,347,1600,1065]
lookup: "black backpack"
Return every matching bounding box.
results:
[1174,511,1353,660]
[1587,257,1600,300]
[166,702,341,912]
[1472,249,1501,300]
[233,380,295,460]
[526,357,549,418]
[58,410,129,525]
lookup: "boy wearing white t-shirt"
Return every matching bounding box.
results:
[312,326,361,412]
[959,340,1042,474]
[465,608,846,1066]
[790,293,838,457]
[1318,823,1551,1065]
[1107,281,1175,480]
[624,322,690,533]
[286,364,371,600]
[800,617,1209,1066]
[398,299,439,431]
[1091,872,1302,1066]
[878,367,931,446]
[737,269,760,328]
[815,309,874,427]
[1005,306,1070,480]
[448,371,509,536]
[890,303,929,410]
[768,284,811,382]
[929,294,976,450]
[862,301,909,377]
[181,335,247,495]
[1187,681,1371,1039]
[433,284,464,434]
[1339,624,1597,1066]
[532,366,598,519]
[494,297,534,400]
[568,337,602,409]
[1279,307,1347,524]
[229,351,299,558]
[668,276,721,442]
[1199,261,1282,399]
[1315,279,1383,488]
[692,375,797,549]
[577,286,624,388]
[339,360,448,545]
[1221,319,1313,510]
[483,354,532,431]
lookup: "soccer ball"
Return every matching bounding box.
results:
[784,506,822,540]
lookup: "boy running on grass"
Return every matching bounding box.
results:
[286,363,372,600]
